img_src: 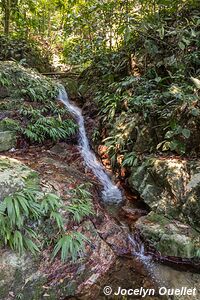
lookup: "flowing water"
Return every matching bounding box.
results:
[58,86,200,299]
[128,234,165,287]
[57,85,122,204]
[58,86,159,275]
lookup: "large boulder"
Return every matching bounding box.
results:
[129,157,200,259]
[0,221,116,300]
[135,212,200,259]
[0,155,119,299]
[129,157,200,229]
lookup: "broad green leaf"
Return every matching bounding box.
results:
[182,128,191,139]
[178,42,185,50]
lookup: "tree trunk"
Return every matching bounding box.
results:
[4,0,11,35]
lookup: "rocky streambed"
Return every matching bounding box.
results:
[0,143,157,300]
[1,142,200,300]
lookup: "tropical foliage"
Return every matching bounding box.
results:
[0,183,93,262]
[0,62,78,144]
[0,188,62,255]
[83,2,200,175]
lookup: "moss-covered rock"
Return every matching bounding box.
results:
[0,131,17,151]
[0,61,57,102]
[0,118,20,151]
[0,250,45,300]
[135,212,200,259]
[0,156,39,200]
[0,62,78,146]
[129,157,200,230]
[0,35,53,73]
[61,77,79,99]
[129,157,200,259]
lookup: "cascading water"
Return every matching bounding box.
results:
[128,234,166,287]
[57,85,183,295]
[57,85,122,204]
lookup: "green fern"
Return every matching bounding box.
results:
[21,117,77,143]
[52,232,90,262]
[66,184,94,223]
[122,152,137,167]
[0,184,93,263]
[0,188,64,256]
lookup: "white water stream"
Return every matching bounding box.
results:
[57,85,122,203]
[57,86,199,299]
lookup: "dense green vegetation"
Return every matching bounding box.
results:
[0,182,93,262]
[79,1,200,175]
[0,62,78,144]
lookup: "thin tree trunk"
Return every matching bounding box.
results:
[4,0,11,35]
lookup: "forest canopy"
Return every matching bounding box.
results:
[0,0,198,64]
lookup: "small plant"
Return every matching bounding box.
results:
[0,188,63,255]
[66,183,94,223]
[0,118,20,131]
[52,232,90,262]
[157,124,191,154]
[122,152,138,167]
[21,117,77,143]
[49,184,93,262]
[91,128,100,142]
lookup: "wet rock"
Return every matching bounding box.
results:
[135,212,200,259]
[61,77,78,99]
[129,157,200,229]
[0,156,39,200]
[76,221,116,298]
[121,207,147,222]
[152,262,200,300]
[96,216,131,256]
[0,131,17,152]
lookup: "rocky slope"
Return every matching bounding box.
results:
[129,157,200,262]
[0,144,135,300]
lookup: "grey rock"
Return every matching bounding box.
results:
[129,157,200,229]
[0,156,39,201]
[135,212,200,259]
[0,131,17,152]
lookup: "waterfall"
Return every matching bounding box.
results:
[57,85,122,204]
[128,235,166,287]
